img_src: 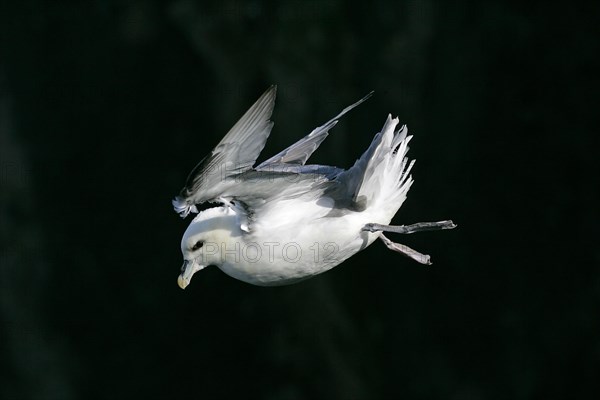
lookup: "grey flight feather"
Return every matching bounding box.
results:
[173,86,277,217]
[257,91,373,168]
[257,164,344,180]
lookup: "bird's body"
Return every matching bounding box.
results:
[173,86,455,289]
[184,195,383,286]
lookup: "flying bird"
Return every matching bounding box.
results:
[173,86,455,289]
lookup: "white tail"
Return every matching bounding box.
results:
[340,115,414,214]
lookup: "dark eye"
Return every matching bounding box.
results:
[191,241,203,251]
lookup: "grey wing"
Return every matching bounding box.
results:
[256,91,373,168]
[257,164,344,180]
[173,86,277,217]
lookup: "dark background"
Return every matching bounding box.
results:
[1,1,598,399]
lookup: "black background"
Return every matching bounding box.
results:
[1,1,598,399]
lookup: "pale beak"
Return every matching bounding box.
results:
[177,259,205,290]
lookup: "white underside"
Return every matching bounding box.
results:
[215,200,394,286]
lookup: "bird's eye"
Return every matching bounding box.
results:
[191,241,203,251]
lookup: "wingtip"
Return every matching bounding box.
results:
[259,85,277,111]
[353,90,375,108]
[172,196,198,218]
[253,85,277,106]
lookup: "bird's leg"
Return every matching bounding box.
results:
[363,220,456,265]
[378,234,432,265]
[363,220,456,234]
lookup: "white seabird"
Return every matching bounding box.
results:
[173,86,455,289]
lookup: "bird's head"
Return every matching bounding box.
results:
[177,206,241,289]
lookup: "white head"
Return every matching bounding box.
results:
[177,206,242,289]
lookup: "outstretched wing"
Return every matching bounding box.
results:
[256,91,373,168]
[173,86,277,217]
[173,87,374,220]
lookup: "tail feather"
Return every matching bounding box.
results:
[338,115,414,212]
